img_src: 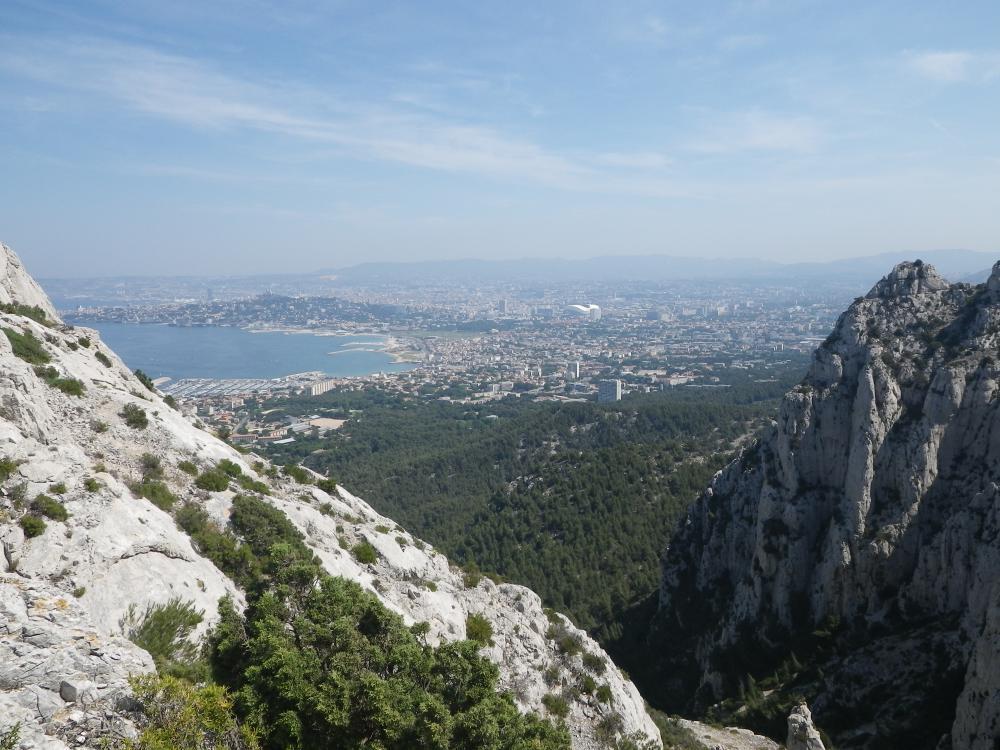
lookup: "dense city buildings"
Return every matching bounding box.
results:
[62,272,852,442]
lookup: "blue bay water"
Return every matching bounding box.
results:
[86,322,413,380]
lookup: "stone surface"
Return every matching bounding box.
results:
[787,704,825,750]
[656,262,1000,749]
[0,240,661,748]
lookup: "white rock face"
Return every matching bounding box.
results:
[0,241,660,748]
[0,243,59,322]
[787,704,825,750]
[657,262,1000,749]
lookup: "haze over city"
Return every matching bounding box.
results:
[2,0,999,277]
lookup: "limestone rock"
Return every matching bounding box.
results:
[655,261,1000,748]
[787,703,825,750]
[0,240,661,748]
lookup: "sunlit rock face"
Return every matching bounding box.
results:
[657,260,1000,749]
[0,241,659,749]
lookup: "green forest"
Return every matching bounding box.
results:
[260,367,804,644]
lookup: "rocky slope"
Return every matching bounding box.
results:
[654,261,1000,749]
[0,242,660,749]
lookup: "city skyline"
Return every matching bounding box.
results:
[2,1,999,277]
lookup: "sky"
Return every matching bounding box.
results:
[1,0,999,277]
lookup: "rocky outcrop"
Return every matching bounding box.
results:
[0,241,660,747]
[787,704,825,750]
[654,261,1000,749]
[0,243,59,322]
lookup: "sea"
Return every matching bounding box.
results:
[83,322,414,381]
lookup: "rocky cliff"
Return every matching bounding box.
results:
[0,242,659,749]
[654,261,1000,749]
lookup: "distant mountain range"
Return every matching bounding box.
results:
[322,249,998,285]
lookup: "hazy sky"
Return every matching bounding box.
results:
[1,1,998,277]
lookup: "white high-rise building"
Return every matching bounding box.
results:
[597,379,622,403]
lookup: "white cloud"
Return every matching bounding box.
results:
[906,51,973,82]
[688,110,824,154]
[0,34,692,198]
[594,152,672,169]
[905,50,1000,83]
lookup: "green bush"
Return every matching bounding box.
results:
[556,633,583,657]
[175,503,258,589]
[121,598,205,681]
[582,651,607,674]
[32,365,86,396]
[596,684,613,703]
[163,394,178,410]
[72,586,86,598]
[91,419,109,433]
[132,480,178,512]
[141,453,164,479]
[3,327,50,364]
[195,469,230,492]
[282,462,312,484]
[48,482,67,495]
[351,540,378,564]
[177,460,199,476]
[121,403,149,429]
[31,494,68,521]
[84,477,101,492]
[118,674,259,750]
[95,350,112,367]
[465,613,494,645]
[0,457,19,483]
[218,459,242,477]
[315,478,338,493]
[77,336,91,348]
[134,369,156,392]
[19,515,46,537]
[236,474,270,495]
[0,302,51,326]
[542,692,570,719]
[375,524,390,534]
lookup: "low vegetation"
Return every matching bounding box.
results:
[30,493,68,521]
[3,327,50,365]
[33,365,86,396]
[121,403,149,429]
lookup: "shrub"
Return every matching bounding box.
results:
[375,524,390,534]
[177,460,199,476]
[579,674,597,694]
[351,541,378,564]
[465,613,494,645]
[218,459,242,477]
[31,494,68,521]
[3,327,50,364]
[91,419,109,433]
[542,692,570,719]
[0,723,21,750]
[556,633,583,657]
[77,336,91,348]
[95,351,112,367]
[134,369,156,392]
[319,502,334,516]
[0,302,50,326]
[582,651,607,674]
[32,365,85,396]
[595,684,613,703]
[121,403,149,429]
[121,598,205,680]
[163,394,178,410]
[83,477,101,492]
[122,674,259,750]
[316,478,338,493]
[195,469,230,492]
[462,561,483,588]
[72,586,86,598]
[395,535,408,547]
[19,515,46,538]
[48,482,67,495]
[132,480,178,512]
[282,462,312,484]
[0,457,19,483]
[236,474,270,495]
[141,453,164,479]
